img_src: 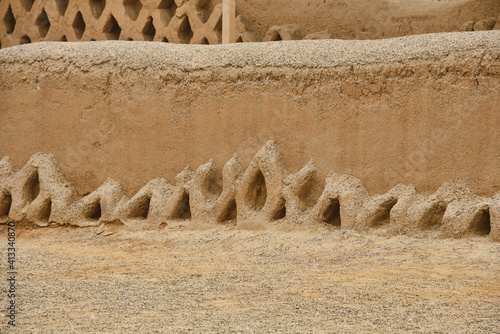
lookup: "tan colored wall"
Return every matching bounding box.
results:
[237,0,500,39]
[1,31,499,198]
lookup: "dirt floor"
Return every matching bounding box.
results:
[1,223,498,333]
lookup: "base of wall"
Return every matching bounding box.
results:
[0,144,498,240]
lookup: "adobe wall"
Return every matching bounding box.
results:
[0,31,500,238]
[1,31,499,197]
[236,0,500,39]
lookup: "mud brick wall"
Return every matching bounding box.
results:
[0,31,499,239]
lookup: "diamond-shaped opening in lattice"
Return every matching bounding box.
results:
[236,36,243,43]
[4,5,16,35]
[21,0,35,12]
[161,37,168,42]
[200,37,209,44]
[195,0,211,23]
[142,16,156,41]
[177,16,193,44]
[60,35,67,41]
[103,15,121,40]
[123,0,142,21]
[55,0,69,16]
[89,0,106,19]
[72,12,86,40]
[35,9,51,38]
[158,0,177,25]
[20,35,31,44]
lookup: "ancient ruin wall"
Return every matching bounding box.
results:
[0,0,258,48]
[239,0,500,40]
[1,143,500,241]
[0,31,499,239]
[0,0,499,48]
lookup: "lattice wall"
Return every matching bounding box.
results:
[0,0,258,48]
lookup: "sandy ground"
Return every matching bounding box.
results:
[0,223,498,333]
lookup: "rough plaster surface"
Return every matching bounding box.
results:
[0,142,499,240]
[237,0,500,40]
[1,32,499,199]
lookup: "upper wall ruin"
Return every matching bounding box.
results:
[0,0,499,48]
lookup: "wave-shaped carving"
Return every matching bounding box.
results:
[0,140,498,240]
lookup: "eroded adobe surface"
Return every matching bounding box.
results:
[1,32,499,195]
[0,32,499,239]
[0,142,499,240]
[0,0,258,48]
[0,0,498,48]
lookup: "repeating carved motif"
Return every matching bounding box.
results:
[0,0,258,48]
[0,141,498,240]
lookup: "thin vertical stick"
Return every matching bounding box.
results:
[222,0,235,44]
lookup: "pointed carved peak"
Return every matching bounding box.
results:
[304,159,316,169]
[84,177,126,200]
[132,178,172,198]
[386,183,419,197]
[0,156,16,180]
[146,177,171,188]
[11,152,75,197]
[101,177,124,189]
[284,160,316,187]
[194,159,222,200]
[222,153,242,184]
[196,159,217,178]
[434,182,474,202]
[247,139,285,173]
[17,152,73,188]
[256,139,278,156]
[27,152,57,167]
[175,166,195,186]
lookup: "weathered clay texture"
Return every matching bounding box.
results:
[1,0,498,48]
[0,144,498,240]
[1,33,499,200]
[0,0,258,48]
